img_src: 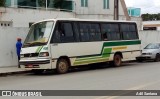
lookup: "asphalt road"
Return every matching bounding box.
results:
[0,61,160,99]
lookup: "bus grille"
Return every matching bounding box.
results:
[23,53,39,57]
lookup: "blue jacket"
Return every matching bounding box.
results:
[16,41,22,56]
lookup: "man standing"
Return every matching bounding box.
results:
[16,38,22,68]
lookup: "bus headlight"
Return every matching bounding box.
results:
[39,52,49,57]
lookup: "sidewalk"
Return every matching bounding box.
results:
[0,66,30,76]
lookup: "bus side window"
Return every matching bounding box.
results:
[101,23,120,41]
[101,24,109,41]
[120,23,138,40]
[73,22,80,42]
[130,24,138,39]
[79,23,90,42]
[102,32,108,41]
[90,23,101,41]
[59,23,65,37]
[60,22,75,43]
[109,24,120,40]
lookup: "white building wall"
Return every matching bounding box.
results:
[157,27,160,30]
[0,0,142,28]
[143,21,160,25]
[131,17,142,30]
[73,0,142,29]
[0,27,29,67]
[143,21,160,30]
[0,7,142,28]
[74,0,125,19]
[74,0,113,15]
[0,8,75,27]
[139,31,160,48]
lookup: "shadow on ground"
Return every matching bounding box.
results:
[27,61,141,76]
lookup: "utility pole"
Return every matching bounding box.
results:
[114,0,119,20]
[120,0,131,21]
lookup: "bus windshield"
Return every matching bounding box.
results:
[23,21,54,47]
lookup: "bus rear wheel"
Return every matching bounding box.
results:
[113,54,122,67]
[56,59,69,74]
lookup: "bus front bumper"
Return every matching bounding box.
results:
[20,58,52,70]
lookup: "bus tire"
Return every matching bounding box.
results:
[56,59,69,74]
[113,54,122,67]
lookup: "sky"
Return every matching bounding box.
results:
[125,0,160,14]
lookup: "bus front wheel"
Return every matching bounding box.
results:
[56,59,69,74]
[113,54,122,67]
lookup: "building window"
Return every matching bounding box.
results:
[104,0,109,9]
[81,0,88,7]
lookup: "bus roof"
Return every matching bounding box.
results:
[33,18,136,25]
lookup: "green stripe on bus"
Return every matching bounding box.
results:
[38,46,43,52]
[36,46,43,53]
[73,40,141,65]
[75,57,108,62]
[74,48,112,65]
[75,55,101,61]
[103,40,141,47]
[74,58,109,65]
[102,48,112,57]
[36,47,40,53]
[75,48,112,61]
[100,40,141,54]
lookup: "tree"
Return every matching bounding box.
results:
[141,13,149,21]
[157,13,160,20]
[141,13,160,21]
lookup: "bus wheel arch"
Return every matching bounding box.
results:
[56,56,71,74]
[112,52,123,67]
[115,52,123,59]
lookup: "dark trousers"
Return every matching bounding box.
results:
[18,56,20,68]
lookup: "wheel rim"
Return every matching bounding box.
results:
[58,61,67,72]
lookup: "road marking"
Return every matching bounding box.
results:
[95,80,160,99]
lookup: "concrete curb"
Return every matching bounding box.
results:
[0,70,31,77]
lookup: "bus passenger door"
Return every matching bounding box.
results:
[50,21,77,68]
